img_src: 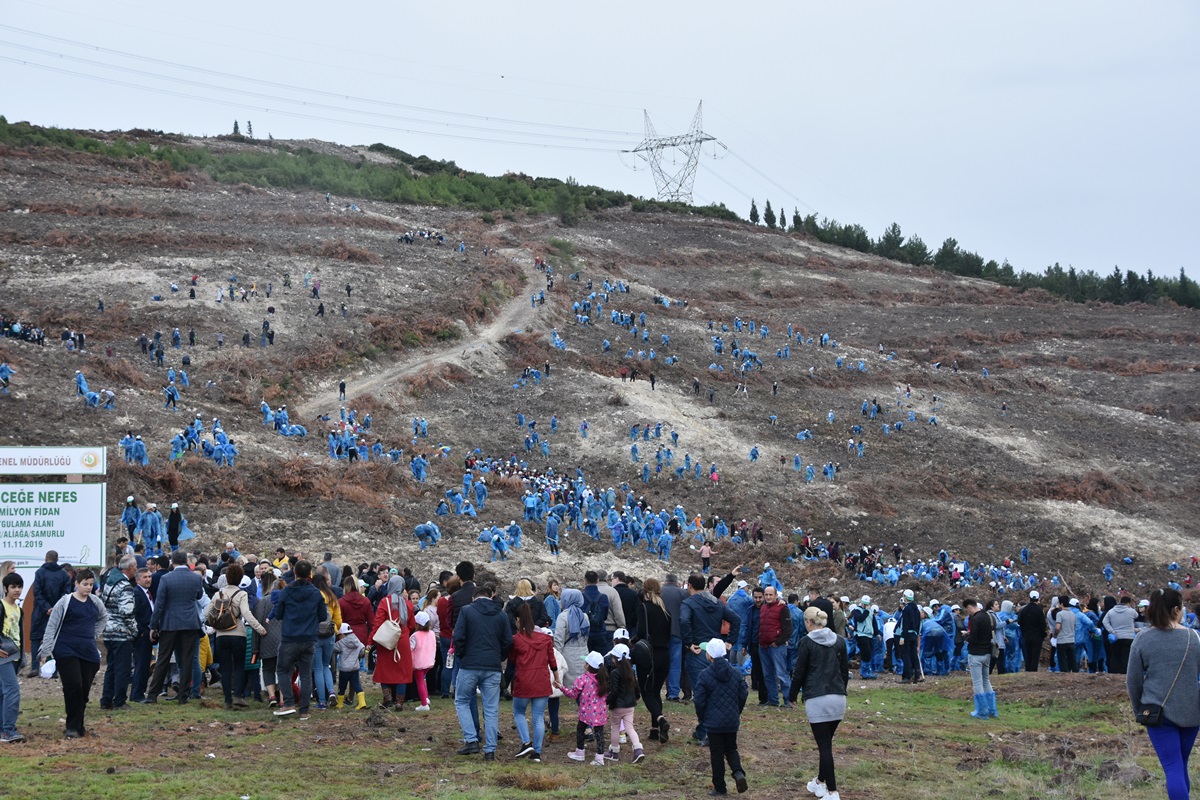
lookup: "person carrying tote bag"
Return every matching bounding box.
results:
[1127,588,1200,800]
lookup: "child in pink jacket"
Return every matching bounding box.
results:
[409,611,437,712]
[557,651,610,765]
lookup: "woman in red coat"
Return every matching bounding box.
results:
[338,578,374,645]
[510,603,557,761]
[372,575,414,709]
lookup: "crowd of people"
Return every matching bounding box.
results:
[3,546,1192,800]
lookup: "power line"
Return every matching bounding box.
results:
[0,56,627,152]
[0,23,644,137]
[0,39,639,145]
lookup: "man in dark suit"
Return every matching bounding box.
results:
[130,567,155,703]
[143,550,203,703]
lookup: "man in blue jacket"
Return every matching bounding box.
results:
[271,560,327,719]
[144,550,204,702]
[453,584,513,760]
[693,639,749,795]
[680,574,741,746]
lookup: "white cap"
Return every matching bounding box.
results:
[930,599,941,606]
[736,580,748,589]
[902,589,914,601]
[1138,599,1150,608]
[337,623,352,634]
[126,495,134,503]
[1068,598,1080,606]
[951,604,962,611]
[613,628,630,642]
[171,503,179,509]
[860,595,871,605]
[840,596,850,603]
[147,502,156,508]
[1029,591,1040,600]
[583,651,604,670]
[764,562,770,568]
[705,639,727,659]
[510,520,516,526]
[414,611,431,627]
[607,643,630,661]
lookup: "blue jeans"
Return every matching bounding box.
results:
[0,660,20,735]
[684,650,711,740]
[1146,720,1199,800]
[967,653,993,696]
[760,645,791,704]
[313,636,335,703]
[513,695,548,753]
[454,668,500,753]
[667,636,683,699]
[101,639,133,707]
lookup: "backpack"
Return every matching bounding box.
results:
[585,592,608,633]
[207,589,243,631]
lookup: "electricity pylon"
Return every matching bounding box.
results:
[624,102,716,204]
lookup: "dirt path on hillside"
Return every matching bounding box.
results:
[297,251,537,417]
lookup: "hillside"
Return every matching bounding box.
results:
[1,127,1197,598]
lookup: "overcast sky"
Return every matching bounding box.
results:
[2,1,1196,278]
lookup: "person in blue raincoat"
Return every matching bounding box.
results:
[919,608,950,676]
[414,521,440,550]
[131,435,149,466]
[474,479,488,510]
[758,563,783,593]
[121,496,141,537]
[490,533,509,562]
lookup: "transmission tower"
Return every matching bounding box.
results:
[624,102,718,204]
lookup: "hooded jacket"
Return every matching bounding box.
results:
[271,579,327,642]
[693,655,748,733]
[31,561,72,638]
[680,590,741,647]
[789,627,849,703]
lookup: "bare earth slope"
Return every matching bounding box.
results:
[1,133,1197,597]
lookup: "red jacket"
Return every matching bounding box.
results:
[509,630,557,698]
[338,590,374,645]
[436,595,453,639]
[758,599,793,648]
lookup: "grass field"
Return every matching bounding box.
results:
[5,671,1167,799]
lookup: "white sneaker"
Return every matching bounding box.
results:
[824,793,840,800]
[807,778,827,797]
[416,705,430,712]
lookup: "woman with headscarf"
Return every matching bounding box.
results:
[372,574,414,709]
[553,588,590,691]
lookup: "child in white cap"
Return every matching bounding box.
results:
[334,622,366,710]
[693,638,748,795]
[556,651,610,765]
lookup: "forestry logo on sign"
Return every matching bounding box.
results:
[81,451,100,470]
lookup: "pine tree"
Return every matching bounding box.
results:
[763,200,776,230]
[749,200,759,225]
[247,120,253,138]
[232,120,240,136]
[793,208,802,232]
[875,222,905,261]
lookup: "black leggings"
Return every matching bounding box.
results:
[810,719,841,792]
[576,720,606,755]
[638,648,669,723]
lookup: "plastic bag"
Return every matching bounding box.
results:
[40,659,56,678]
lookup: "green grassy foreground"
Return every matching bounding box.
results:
[6,674,1168,799]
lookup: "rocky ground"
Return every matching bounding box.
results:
[1,132,1197,600]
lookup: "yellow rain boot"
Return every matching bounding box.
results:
[333,694,343,709]
[355,691,368,710]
